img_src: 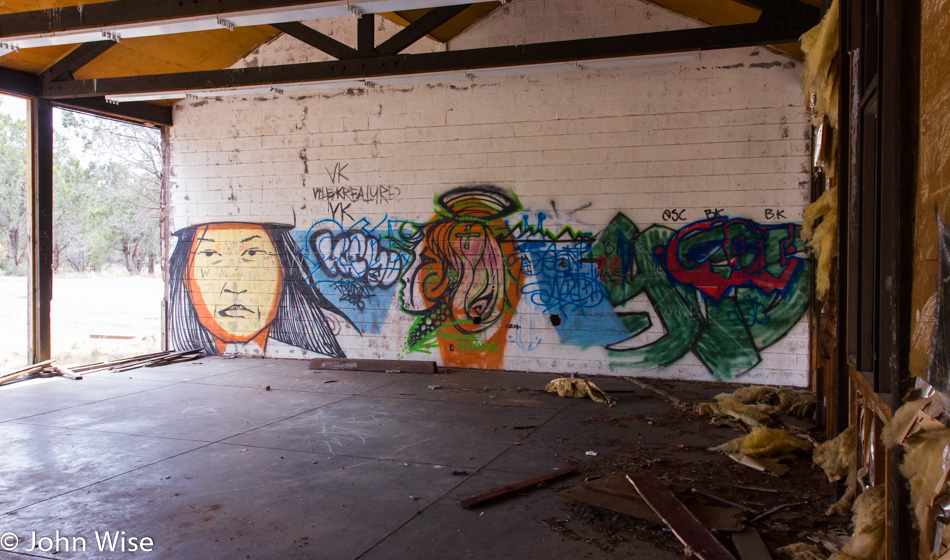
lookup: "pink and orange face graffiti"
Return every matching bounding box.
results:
[185,223,283,353]
[397,186,525,369]
[401,221,507,330]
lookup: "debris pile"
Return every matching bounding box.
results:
[546,379,844,559]
[472,376,948,559]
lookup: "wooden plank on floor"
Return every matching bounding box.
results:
[310,358,437,374]
[0,360,53,385]
[628,472,738,560]
[52,364,82,380]
[459,467,576,509]
[731,528,772,560]
[559,484,745,532]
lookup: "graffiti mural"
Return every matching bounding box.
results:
[167,188,809,381]
[393,185,522,369]
[168,222,356,357]
[589,214,808,379]
[510,214,630,346]
[298,217,406,334]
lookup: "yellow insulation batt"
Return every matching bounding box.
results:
[715,385,817,418]
[802,187,839,300]
[711,426,811,458]
[544,378,618,406]
[801,0,840,127]
[880,395,933,447]
[697,399,773,428]
[698,385,817,428]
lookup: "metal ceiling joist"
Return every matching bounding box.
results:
[731,0,820,23]
[42,19,812,99]
[41,41,116,83]
[376,4,470,55]
[271,22,359,60]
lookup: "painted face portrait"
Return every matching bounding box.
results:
[185,224,282,343]
[168,221,353,358]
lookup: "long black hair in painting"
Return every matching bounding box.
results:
[168,223,353,357]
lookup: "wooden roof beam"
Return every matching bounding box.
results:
[41,19,813,100]
[0,0,480,47]
[0,67,171,126]
[41,42,116,83]
[52,98,172,127]
[0,0,341,39]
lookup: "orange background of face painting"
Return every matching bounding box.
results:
[184,223,283,353]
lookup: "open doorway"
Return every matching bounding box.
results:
[50,110,163,364]
[0,93,164,369]
[0,95,28,369]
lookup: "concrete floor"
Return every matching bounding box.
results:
[0,358,719,560]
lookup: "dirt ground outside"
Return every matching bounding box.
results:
[0,275,163,370]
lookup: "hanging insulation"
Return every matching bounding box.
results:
[900,428,950,558]
[828,485,886,560]
[800,0,840,128]
[814,424,856,482]
[802,186,839,300]
[813,424,858,516]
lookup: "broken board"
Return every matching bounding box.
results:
[460,467,576,509]
[628,472,738,560]
[731,528,773,560]
[559,473,745,532]
[309,358,437,374]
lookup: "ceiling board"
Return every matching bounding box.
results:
[71,27,278,79]
[0,45,73,73]
[381,2,500,43]
[646,0,811,58]
[647,0,761,26]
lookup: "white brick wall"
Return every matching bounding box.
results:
[166,0,812,386]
